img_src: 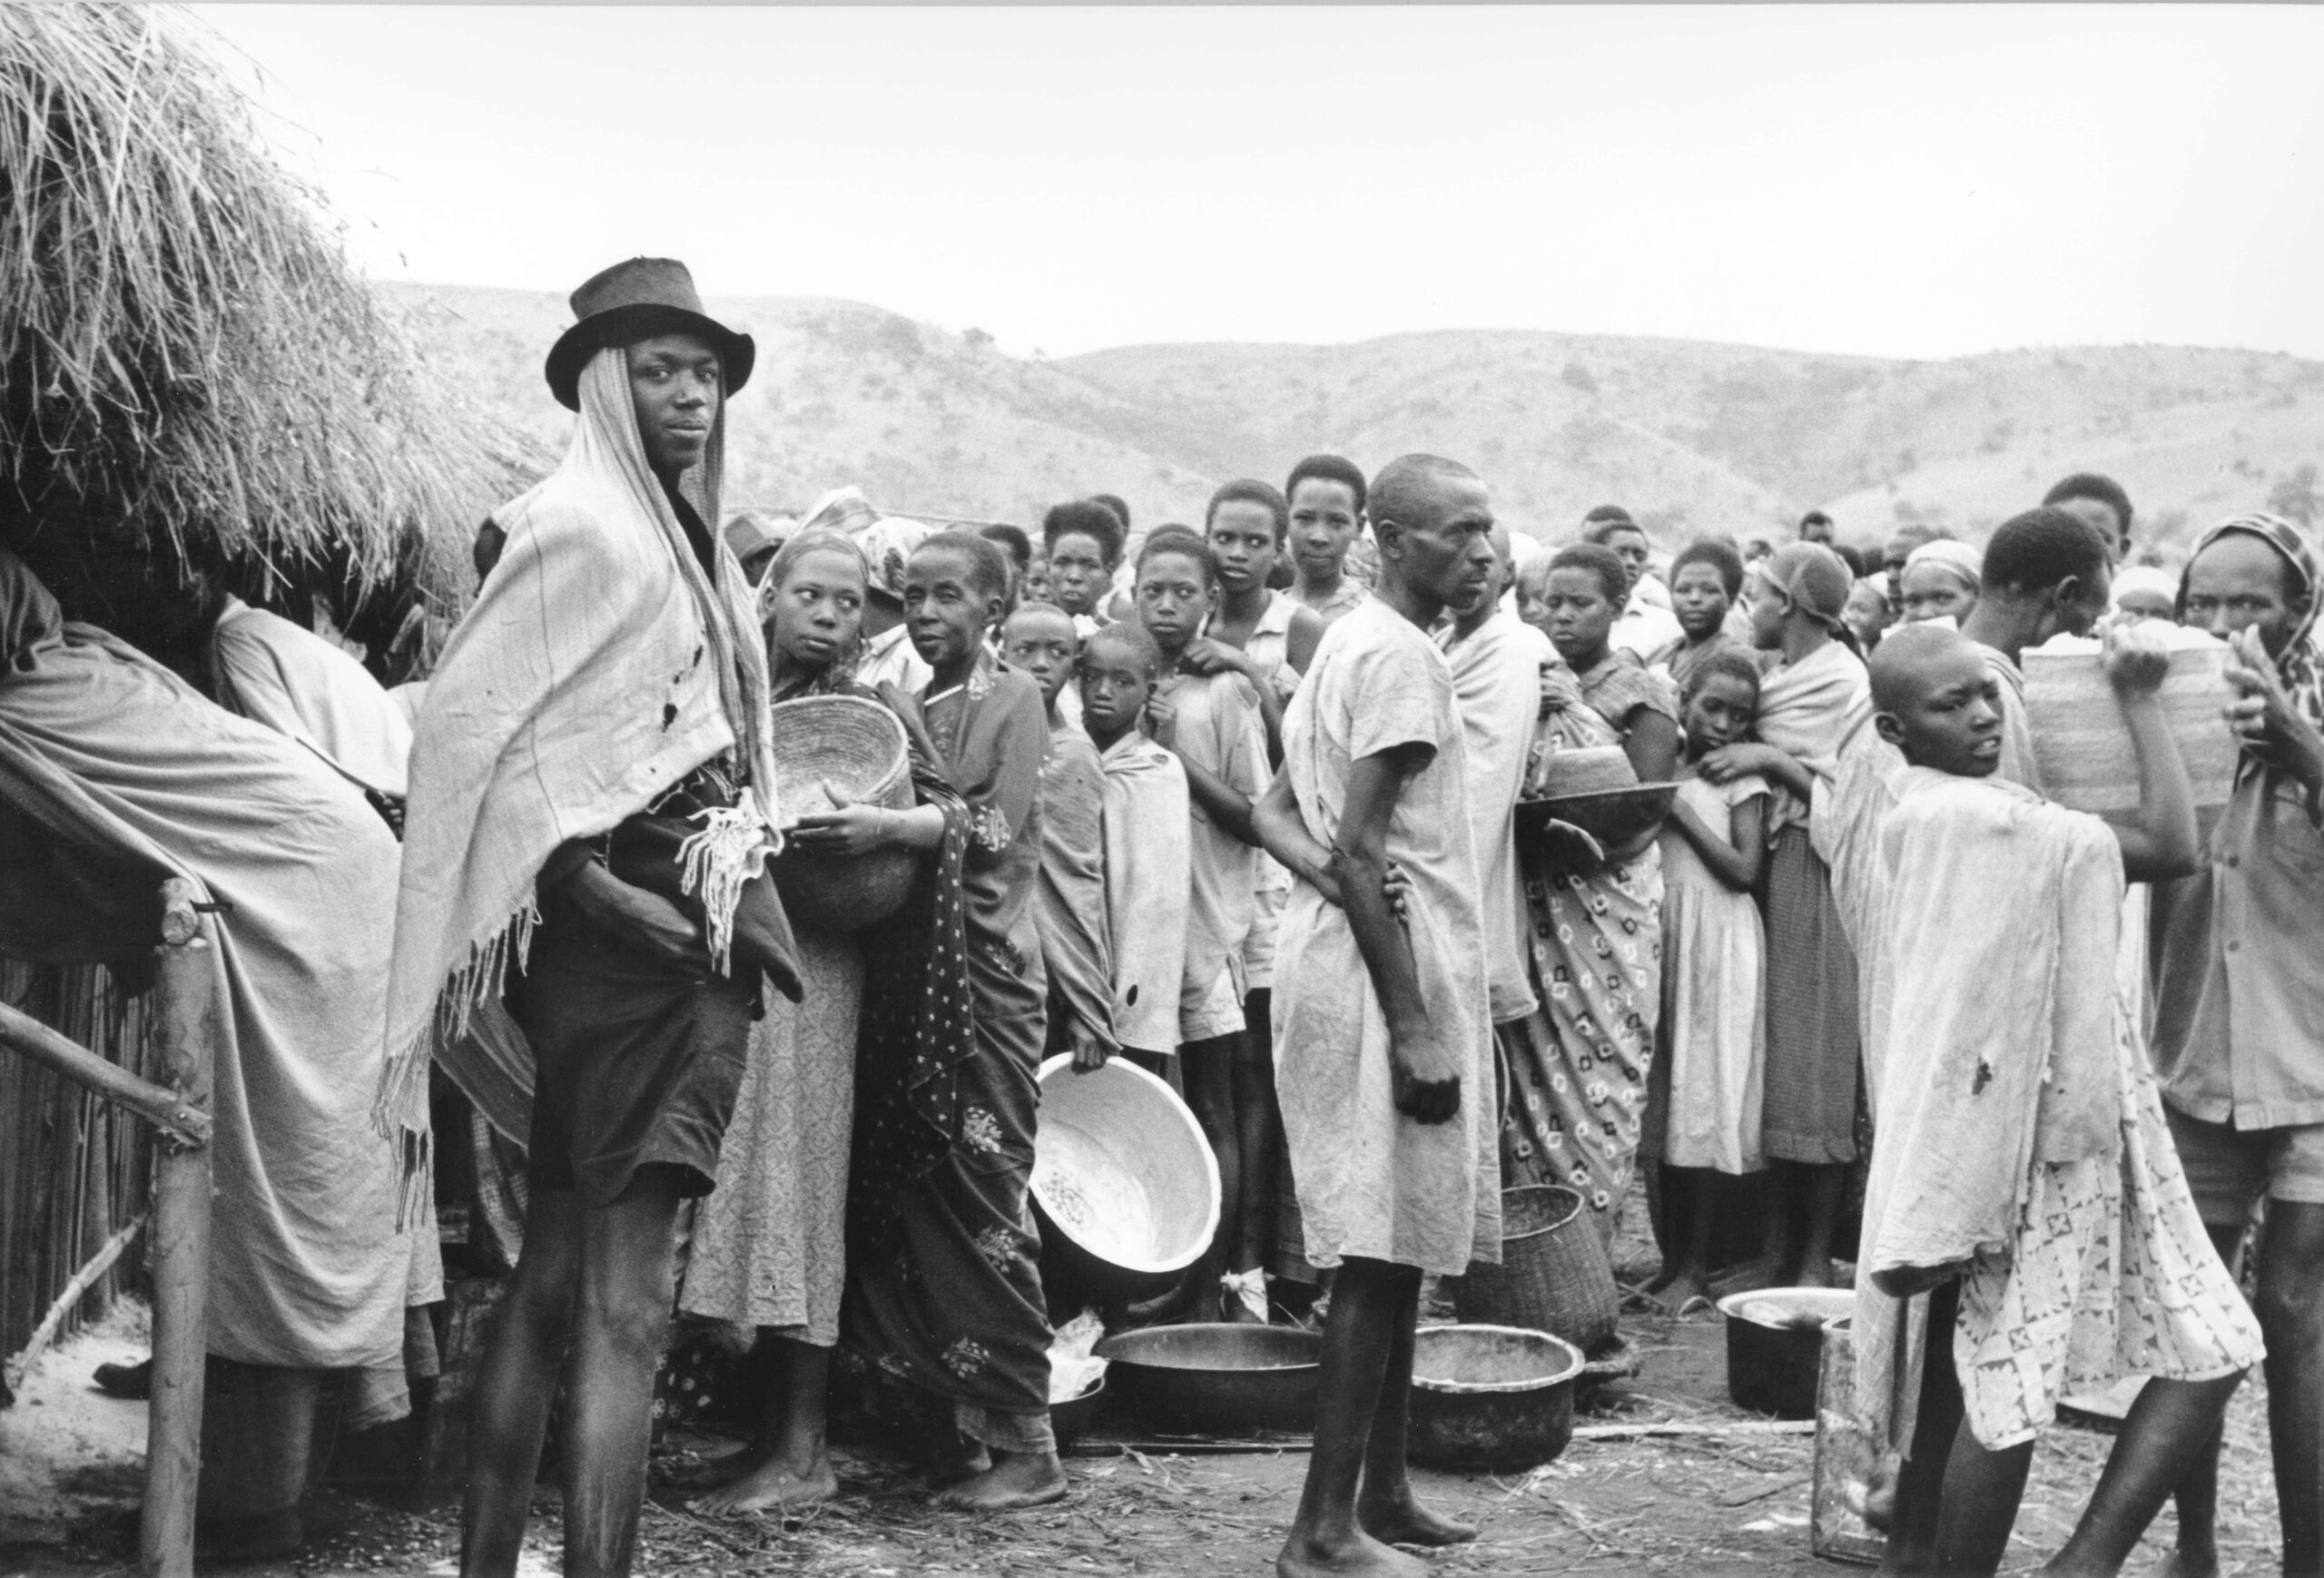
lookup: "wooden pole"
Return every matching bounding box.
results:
[2,1213,145,1395]
[141,880,213,1578]
[0,1000,210,1149]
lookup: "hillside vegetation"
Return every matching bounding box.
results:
[389,282,2324,555]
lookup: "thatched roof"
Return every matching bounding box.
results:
[0,4,544,663]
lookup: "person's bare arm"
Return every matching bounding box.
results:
[542,841,703,967]
[2107,621,2201,883]
[1699,741,1815,799]
[1668,790,1766,893]
[789,782,947,853]
[1620,708,1681,784]
[1253,768,1340,902]
[1336,743,1459,1123]
[1285,606,1325,677]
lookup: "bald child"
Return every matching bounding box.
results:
[1854,624,2260,1578]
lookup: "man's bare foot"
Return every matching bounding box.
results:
[692,1449,840,1515]
[1277,1528,1430,1577]
[2142,1548,2219,1578]
[1359,1492,1478,1547]
[932,1450,1068,1512]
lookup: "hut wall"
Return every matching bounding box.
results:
[0,960,155,1365]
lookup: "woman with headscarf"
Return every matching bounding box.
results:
[384,259,799,1578]
[2147,513,2324,1578]
[1505,543,1679,1244]
[681,529,967,1513]
[1896,538,1984,627]
[1698,543,1874,1290]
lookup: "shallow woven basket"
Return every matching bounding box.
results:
[765,695,916,933]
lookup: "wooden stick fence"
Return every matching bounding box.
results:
[0,877,215,1578]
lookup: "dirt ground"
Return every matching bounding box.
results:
[0,1286,2290,1578]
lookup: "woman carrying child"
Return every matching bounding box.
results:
[1506,542,1679,1241]
[682,529,962,1514]
[843,531,1066,1511]
[1698,541,1871,1290]
[1640,650,1769,1314]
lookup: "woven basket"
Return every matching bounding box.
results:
[2022,640,2239,833]
[1452,1185,1620,1356]
[765,695,916,933]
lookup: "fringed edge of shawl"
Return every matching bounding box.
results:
[372,901,539,1228]
[677,804,782,977]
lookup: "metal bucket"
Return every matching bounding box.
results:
[1453,1185,1620,1356]
[1408,1325,1583,1473]
[1718,1287,1855,1419]
[1030,1055,1220,1302]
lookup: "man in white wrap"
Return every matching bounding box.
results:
[1256,454,1500,1578]
[383,260,796,1578]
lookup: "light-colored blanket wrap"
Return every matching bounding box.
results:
[212,597,413,797]
[379,348,779,1182]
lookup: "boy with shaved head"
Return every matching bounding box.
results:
[1255,454,1500,1578]
[1850,623,2260,1578]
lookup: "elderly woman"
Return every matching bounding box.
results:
[1896,538,1983,627]
[682,529,959,1513]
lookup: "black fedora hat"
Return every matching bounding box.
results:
[544,257,756,411]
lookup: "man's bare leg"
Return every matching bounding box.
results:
[1929,1418,2036,1577]
[559,1166,686,1578]
[693,1336,839,1514]
[1880,1280,1965,1577]
[1230,991,1280,1320]
[1278,1257,1427,1578]
[1791,1163,1847,1288]
[461,1188,581,1578]
[2161,1220,2244,1578]
[2256,1202,2324,1578]
[1182,1032,1246,1320]
[2036,1373,2243,1578]
[1354,1270,1476,1548]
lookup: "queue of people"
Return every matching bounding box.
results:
[8,254,2320,1578]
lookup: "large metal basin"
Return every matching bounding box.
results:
[1095,1323,1322,1435]
[1031,1055,1220,1302]
[1408,1325,1583,1473]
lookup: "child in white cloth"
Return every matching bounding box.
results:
[1641,650,1769,1314]
[1854,623,2261,1578]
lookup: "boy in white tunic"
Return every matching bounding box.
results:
[1256,455,1500,1578]
[1853,625,2261,1578]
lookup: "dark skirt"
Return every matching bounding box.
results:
[513,912,757,1207]
[1758,824,1859,1165]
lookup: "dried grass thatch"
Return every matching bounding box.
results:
[0,3,545,662]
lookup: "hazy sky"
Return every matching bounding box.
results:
[193,4,2324,363]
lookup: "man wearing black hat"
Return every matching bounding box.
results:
[388,258,793,1578]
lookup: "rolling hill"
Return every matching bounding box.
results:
[388,281,2324,557]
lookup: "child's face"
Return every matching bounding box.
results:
[1742,568,1788,651]
[1602,528,1651,597]
[766,547,866,670]
[1844,581,1891,648]
[1877,644,2004,777]
[1682,672,1758,753]
[1899,563,1975,626]
[1206,501,1280,600]
[1078,638,1155,737]
[902,546,1000,669]
[1002,607,1078,707]
[1135,550,1215,655]
[1288,479,1362,583]
[1537,567,1617,667]
[1048,530,1113,617]
[1669,562,1731,642]
[1021,555,1052,605]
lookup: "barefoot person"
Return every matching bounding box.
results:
[1851,625,2260,1578]
[385,258,803,1578]
[1256,453,1500,1578]
[2149,513,2324,1578]
[681,530,959,1514]
[842,532,1067,1511]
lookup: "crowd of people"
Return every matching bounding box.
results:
[8,255,2322,1578]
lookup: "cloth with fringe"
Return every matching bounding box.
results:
[379,346,781,1198]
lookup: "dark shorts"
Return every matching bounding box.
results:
[2163,1104,2324,1228]
[512,916,757,1207]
